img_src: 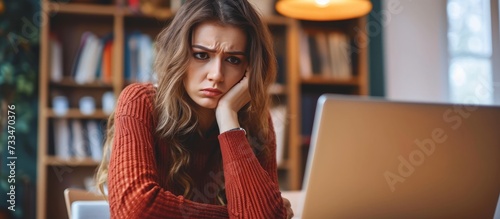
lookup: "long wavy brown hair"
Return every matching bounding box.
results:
[95,0,276,204]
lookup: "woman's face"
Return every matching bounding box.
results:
[184,21,248,109]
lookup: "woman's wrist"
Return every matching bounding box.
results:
[216,108,240,133]
[224,127,246,135]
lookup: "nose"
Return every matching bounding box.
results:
[207,59,224,83]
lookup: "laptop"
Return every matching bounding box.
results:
[71,201,110,219]
[298,94,500,218]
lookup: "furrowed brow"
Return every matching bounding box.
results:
[192,44,246,56]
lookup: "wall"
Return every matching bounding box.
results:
[383,0,449,103]
[369,0,386,97]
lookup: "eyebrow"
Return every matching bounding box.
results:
[192,44,246,56]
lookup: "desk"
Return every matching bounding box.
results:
[70,192,306,218]
[281,191,500,219]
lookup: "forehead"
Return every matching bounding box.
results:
[191,21,247,51]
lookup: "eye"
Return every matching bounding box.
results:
[193,52,209,60]
[226,56,241,64]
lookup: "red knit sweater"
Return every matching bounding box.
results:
[108,83,286,218]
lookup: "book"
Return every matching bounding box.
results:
[50,34,63,82]
[124,32,141,82]
[327,32,352,79]
[299,29,312,78]
[307,34,322,76]
[96,33,113,84]
[301,31,354,80]
[71,119,87,159]
[86,120,103,162]
[54,119,71,160]
[71,32,92,80]
[125,32,155,83]
[314,32,331,77]
[271,105,287,166]
[137,34,153,82]
[102,39,113,84]
[74,32,103,84]
[128,0,140,12]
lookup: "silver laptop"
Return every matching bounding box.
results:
[301,94,500,218]
[71,201,110,219]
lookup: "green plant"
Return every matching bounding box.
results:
[0,0,39,218]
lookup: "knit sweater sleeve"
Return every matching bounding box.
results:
[218,119,287,218]
[108,83,228,219]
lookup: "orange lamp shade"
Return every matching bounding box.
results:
[276,0,373,21]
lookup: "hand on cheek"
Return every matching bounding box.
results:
[215,71,250,132]
[217,71,250,111]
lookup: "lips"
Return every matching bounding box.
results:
[201,88,222,97]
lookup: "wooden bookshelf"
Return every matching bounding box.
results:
[262,15,291,25]
[38,1,152,218]
[47,109,110,119]
[268,83,287,95]
[301,76,360,86]
[37,0,301,219]
[44,156,101,166]
[49,78,114,89]
[48,2,118,15]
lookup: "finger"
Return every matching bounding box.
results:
[245,68,250,78]
[287,208,294,219]
[284,202,291,208]
[282,197,291,207]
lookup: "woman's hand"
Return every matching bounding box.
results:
[283,197,294,219]
[215,71,250,132]
[217,71,250,113]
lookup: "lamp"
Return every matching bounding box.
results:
[276,0,373,21]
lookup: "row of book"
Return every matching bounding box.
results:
[48,107,287,165]
[50,31,290,86]
[125,31,156,83]
[51,119,104,161]
[50,31,156,84]
[299,30,354,80]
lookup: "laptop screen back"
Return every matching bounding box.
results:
[301,95,500,218]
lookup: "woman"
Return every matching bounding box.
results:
[95,0,293,218]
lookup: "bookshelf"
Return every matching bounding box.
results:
[37,1,301,218]
[36,1,168,218]
[293,17,369,191]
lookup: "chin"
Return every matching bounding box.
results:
[201,104,217,109]
[194,99,218,110]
